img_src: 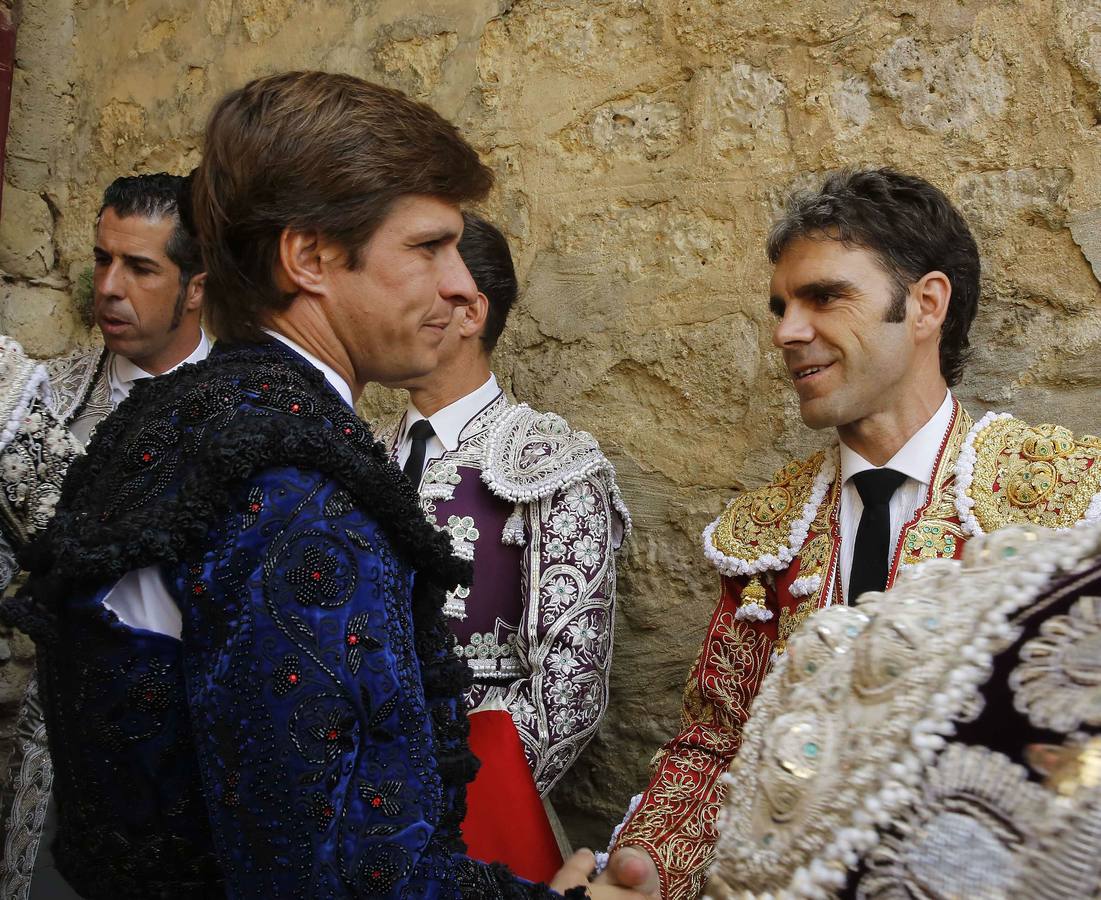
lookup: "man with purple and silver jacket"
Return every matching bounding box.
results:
[380,213,630,875]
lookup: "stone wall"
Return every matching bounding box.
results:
[2,0,1100,848]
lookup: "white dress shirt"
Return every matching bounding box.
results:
[838,390,954,603]
[107,330,211,406]
[395,374,501,479]
[103,332,350,639]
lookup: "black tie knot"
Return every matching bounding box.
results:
[852,467,907,507]
[407,419,435,443]
[402,418,436,483]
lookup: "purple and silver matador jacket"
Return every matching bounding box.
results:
[381,390,631,794]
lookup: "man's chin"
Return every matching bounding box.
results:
[798,398,842,431]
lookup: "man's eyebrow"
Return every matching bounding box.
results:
[123,253,162,269]
[792,278,858,299]
[407,226,461,244]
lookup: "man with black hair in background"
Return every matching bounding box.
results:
[380,212,630,883]
[0,172,207,899]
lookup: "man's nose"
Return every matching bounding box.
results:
[96,261,125,300]
[440,249,478,305]
[772,302,815,348]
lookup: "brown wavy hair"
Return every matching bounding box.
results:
[767,168,980,387]
[191,71,494,342]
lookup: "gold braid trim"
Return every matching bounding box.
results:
[968,418,1101,532]
[707,451,832,574]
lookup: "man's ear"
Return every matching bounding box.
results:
[457,292,490,339]
[184,272,206,311]
[275,228,333,296]
[912,270,951,340]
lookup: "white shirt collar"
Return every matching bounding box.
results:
[839,390,954,486]
[402,373,500,452]
[261,329,355,408]
[108,330,211,404]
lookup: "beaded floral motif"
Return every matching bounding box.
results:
[1011,594,1101,732]
[856,745,1048,899]
[445,514,480,561]
[704,524,1101,899]
[956,414,1101,536]
[703,449,838,579]
[482,403,632,533]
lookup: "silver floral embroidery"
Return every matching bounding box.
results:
[1011,594,1101,733]
[379,391,628,795]
[857,744,1047,899]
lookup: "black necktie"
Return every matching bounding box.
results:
[848,468,907,603]
[402,419,435,485]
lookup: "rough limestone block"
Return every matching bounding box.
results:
[590,94,685,160]
[1055,0,1101,93]
[0,283,81,358]
[700,61,787,154]
[377,31,459,99]
[955,168,1072,237]
[872,36,1010,134]
[1070,208,1101,287]
[0,186,54,278]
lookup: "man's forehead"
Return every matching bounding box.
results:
[95,208,175,255]
[382,194,463,233]
[770,236,885,293]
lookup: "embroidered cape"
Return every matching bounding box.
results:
[707,523,1101,898]
[2,343,582,900]
[614,398,1101,900]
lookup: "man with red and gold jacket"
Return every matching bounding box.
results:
[598,168,1101,900]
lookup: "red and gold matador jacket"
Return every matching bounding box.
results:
[612,398,1101,900]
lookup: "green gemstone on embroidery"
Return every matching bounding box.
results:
[803,742,819,758]
[762,832,775,847]
[1003,546,1018,558]
[805,662,817,674]
[846,625,860,637]
[886,663,901,677]
[923,616,939,630]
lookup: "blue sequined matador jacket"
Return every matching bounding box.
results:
[2,342,581,900]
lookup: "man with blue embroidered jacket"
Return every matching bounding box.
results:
[3,72,643,900]
[379,213,630,881]
[598,169,1101,900]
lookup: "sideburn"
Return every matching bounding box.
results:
[170,273,190,330]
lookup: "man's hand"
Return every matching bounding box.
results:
[592,847,661,900]
[550,849,652,899]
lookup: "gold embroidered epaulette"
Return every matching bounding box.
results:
[956,412,1101,535]
[702,448,838,578]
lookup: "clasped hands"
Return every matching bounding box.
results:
[550,846,661,900]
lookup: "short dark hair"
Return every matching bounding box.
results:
[100,172,203,326]
[191,71,494,343]
[767,168,980,387]
[459,212,518,352]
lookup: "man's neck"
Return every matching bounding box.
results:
[263,308,358,397]
[836,381,949,466]
[127,325,204,376]
[408,359,492,417]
